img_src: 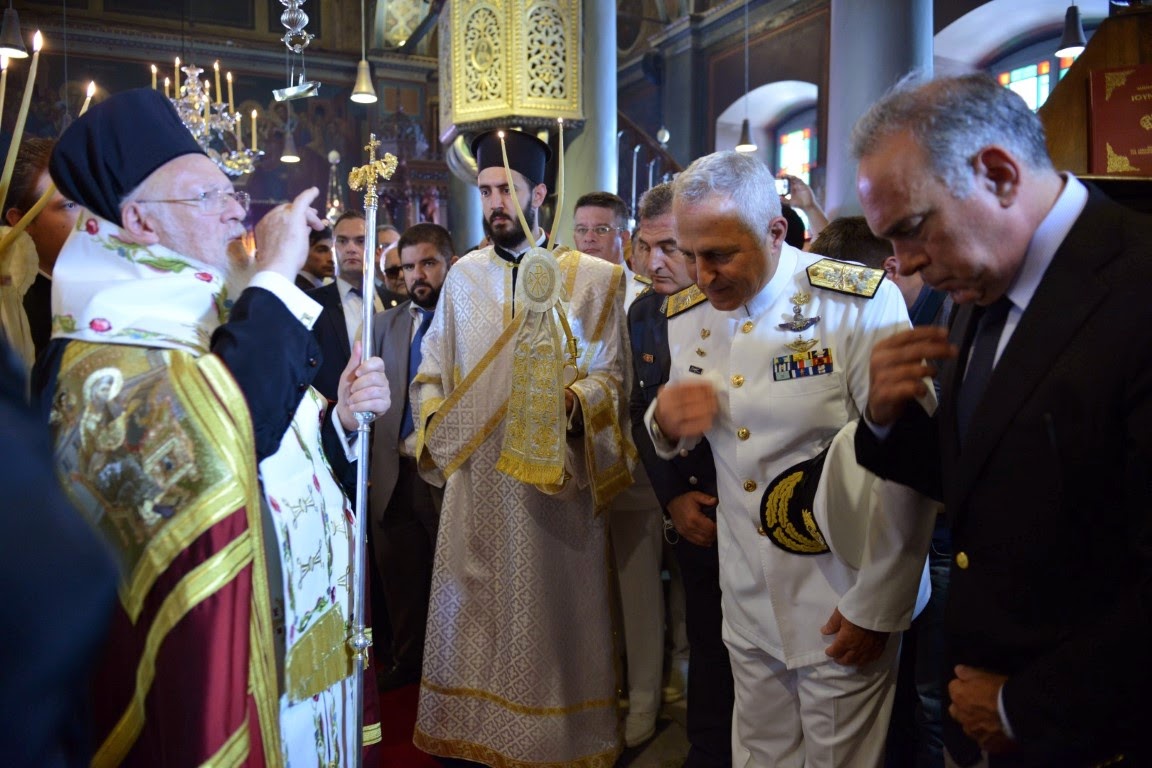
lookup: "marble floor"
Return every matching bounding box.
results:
[376,683,694,767]
[615,698,691,768]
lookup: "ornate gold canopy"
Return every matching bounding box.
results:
[439,0,584,137]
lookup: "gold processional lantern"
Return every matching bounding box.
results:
[438,0,584,161]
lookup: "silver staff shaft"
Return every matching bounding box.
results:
[346,134,398,768]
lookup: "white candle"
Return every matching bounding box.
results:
[251,109,258,152]
[213,61,221,105]
[164,76,170,99]
[150,63,157,90]
[0,31,43,209]
[0,56,8,121]
[226,71,234,113]
[548,118,565,251]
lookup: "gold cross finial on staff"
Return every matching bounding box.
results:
[348,133,399,205]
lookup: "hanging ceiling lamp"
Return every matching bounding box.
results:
[1055,2,1087,58]
[351,0,378,104]
[273,0,319,100]
[0,2,28,59]
[281,102,300,163]
[734,0,757,153]
[281,130,300,163]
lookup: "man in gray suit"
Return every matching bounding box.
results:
[369,222,454,690]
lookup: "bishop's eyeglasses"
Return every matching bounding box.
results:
[137,189,251,215]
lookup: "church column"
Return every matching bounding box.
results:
[563,0,617,212]
[824,0,932,217]
[448,171,481,253]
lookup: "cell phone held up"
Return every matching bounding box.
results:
[775,177,790,197]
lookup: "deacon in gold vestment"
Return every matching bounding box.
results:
[411,130,633,768]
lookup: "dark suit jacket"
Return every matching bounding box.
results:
[308,281,396,404]
[308,282,353,403]
[295,273,321,292]
[23,272,51,358]
[856,189,1152,766]
[627,290,717,508]
[368,300,417,518]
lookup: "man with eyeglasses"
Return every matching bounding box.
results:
[310,210,386,402]
[38,88,391,766]
[573,191,651,312]
[367,222,453,693]
[378,241,407,309]
[375,224,404,294]
[572,191,670,747]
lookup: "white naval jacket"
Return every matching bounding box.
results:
[645,244,934,669]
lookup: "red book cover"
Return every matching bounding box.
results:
[1089,64,1152,175]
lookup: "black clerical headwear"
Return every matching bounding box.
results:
[49,88,206,225]
[471,129,551,188]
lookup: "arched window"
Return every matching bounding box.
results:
[986,34,1094,111]
[775,106,816,184]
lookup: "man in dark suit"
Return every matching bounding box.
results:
[309,210,382,401]
[368,222,454,689]
[294,226,333,291]
[628,183,732,768]
[852,73,1152,766]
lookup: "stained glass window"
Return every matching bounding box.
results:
[778,128,812,185]
[988,30,1093,112]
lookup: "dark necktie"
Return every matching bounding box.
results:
[349,285,362,298]
[400,308,434,439]
[956,297,1012,444]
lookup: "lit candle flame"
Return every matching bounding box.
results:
[0,34,43,208]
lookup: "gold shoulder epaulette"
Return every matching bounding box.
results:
[806,258,885,299]
[664,284,707,317]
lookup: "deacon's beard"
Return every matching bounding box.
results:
[483,205,538,251]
